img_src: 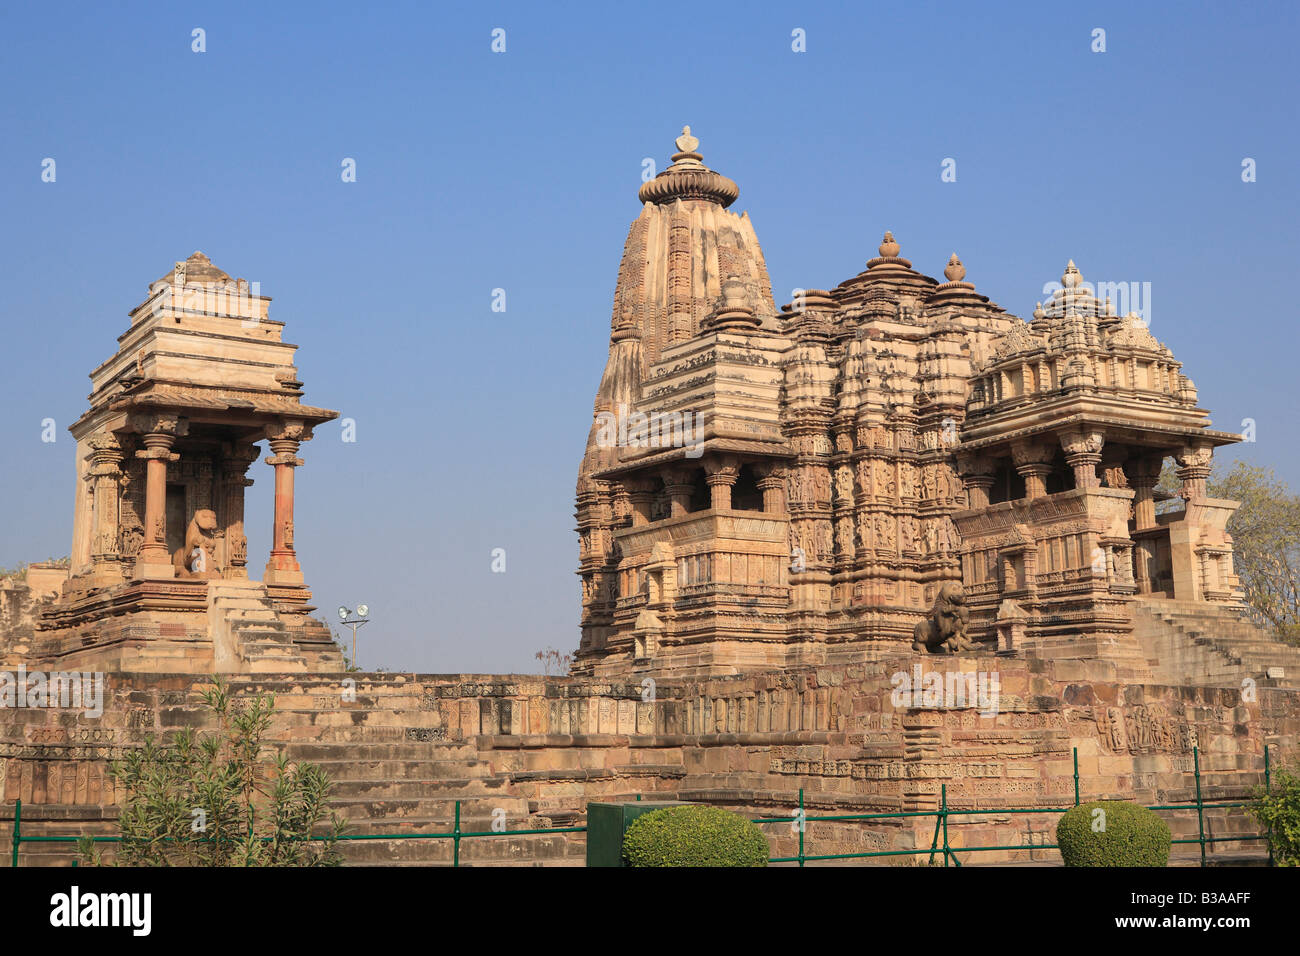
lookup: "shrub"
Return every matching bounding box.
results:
[1056,800,1170,867]
[1251,767,1300,866]
[79,676,345,866]
[622,805,769,867]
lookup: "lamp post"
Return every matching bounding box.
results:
[337,604,370,670]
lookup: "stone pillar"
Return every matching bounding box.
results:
[131,414,186,579]
[264,422,307,585]
[756,466,787,514]
[1175,442,1213,501]
[221,442,258,580]
[705,459,740,511]
[1060,429,1104,489]
[1133,540,1151,593]
[1011,441,1053,500]
[87,433,126,586]
[661,468,695,519]
[626,478,658,527]
[956,453,996,509]
[1129,456,1162,531]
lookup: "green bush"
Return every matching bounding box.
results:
[1251,768,1300,866]
[79,676,345,867]
[622,805,769,867]
[1056,800,1171,867]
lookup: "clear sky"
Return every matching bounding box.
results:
[1,1,1297,672]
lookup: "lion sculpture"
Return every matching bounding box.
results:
[912,581,973,654]
[172,509,219,578]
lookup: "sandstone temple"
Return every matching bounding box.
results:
[575,127,1243,683]
[8,252,341,675]
[1,130,1296,867]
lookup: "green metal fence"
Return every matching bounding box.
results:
[751,745,1276,867]
[5,744,1278,867]
[8,799,587,867]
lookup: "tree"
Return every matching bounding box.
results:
[80,676,345,866]
[535,647,572,676]
[1210,462,1300,643]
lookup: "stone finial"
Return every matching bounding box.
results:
[706,275,761,330]
[944,253,966,283]
[879,231,900,258]
[1062,259,1082,289]
[1033,302,1046,321]
[638,125,739,207]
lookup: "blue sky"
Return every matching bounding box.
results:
[1,1,1296,672]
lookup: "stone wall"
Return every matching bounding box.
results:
[2,652,1294,865]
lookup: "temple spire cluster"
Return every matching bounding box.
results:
[574,128,1245,678]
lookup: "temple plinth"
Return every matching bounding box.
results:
[32,252,343,674]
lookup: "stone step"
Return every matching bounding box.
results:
[286,742,481,761]
[311,759,494,780]
[331,777,513,799]
[329,796,533,822]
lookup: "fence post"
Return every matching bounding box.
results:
[453,800,461,868]
[798,788,805,868]
[1073,747,1080,806]
[1264,744,1273,867]
[10,799,19,868]
[1193,746,1206,867]
[941,785,950,868]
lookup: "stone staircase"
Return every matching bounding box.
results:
[284,740,583,866]
[1133,598,1300,687]
[208,581,308,673]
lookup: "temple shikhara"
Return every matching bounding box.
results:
[1,129,1296,867]
[25,252,341,674]
[575,127,1245,679]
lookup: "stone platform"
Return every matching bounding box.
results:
[3,619,1296,865]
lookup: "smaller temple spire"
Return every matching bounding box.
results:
[1062,259,1082,288]
[865,230,913,271]
[705,275,761,330]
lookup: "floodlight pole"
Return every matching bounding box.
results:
[345,618,369,669]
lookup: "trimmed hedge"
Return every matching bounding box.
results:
[1056,800,1171,867]
[622,805,770,867]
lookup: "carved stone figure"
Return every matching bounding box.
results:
[912,582,973,654]
[172,509,219,578]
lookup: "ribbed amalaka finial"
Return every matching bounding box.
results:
[944,253,966,283]
[638,125,739,207]
[1033,302,1046,321]
[879,231,900,258]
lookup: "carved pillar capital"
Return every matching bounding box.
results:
[1059,428,1104,489]
[1175,441,1213,499]
[956,452,997,509]
[1012,440,1055,499]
